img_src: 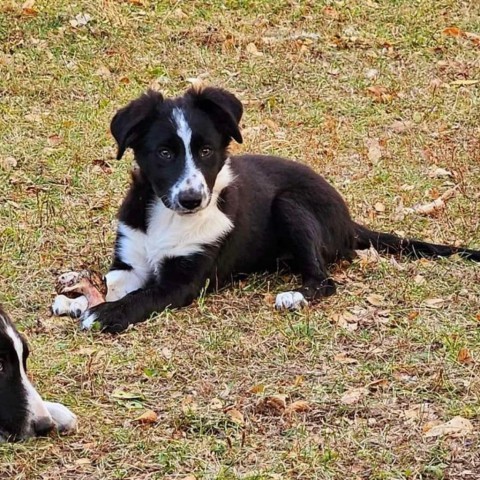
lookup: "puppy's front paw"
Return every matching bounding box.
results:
[52,295,88,318]
[80,301,130,333]
[275,291,308,311]
[45,401,77,434]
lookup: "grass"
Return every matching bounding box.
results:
[1,0,480,478]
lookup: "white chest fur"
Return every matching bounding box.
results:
[116,162,235,283]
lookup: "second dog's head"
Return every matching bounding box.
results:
[0,307,76,442]
[111,86,243,214]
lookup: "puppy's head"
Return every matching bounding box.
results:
[111,86,243,214]
[0,308,76,442]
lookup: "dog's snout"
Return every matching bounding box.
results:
[178,190,203,211]
[33,416,54,437]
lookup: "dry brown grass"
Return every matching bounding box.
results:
[1,1,480,478]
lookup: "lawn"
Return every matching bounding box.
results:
[1,0,480,478]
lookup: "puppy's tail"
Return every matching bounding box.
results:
[353,222,480,261]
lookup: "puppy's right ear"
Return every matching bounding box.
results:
[111,90,163,160]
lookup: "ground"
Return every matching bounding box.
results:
[0,1,479,479]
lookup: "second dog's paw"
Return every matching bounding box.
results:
[45,401,77,434]
[275,291,308,311]
[52,295,88,318]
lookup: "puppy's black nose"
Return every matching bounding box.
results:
[33,417,54,437]
[178,190,203,210]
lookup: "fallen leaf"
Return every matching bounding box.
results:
[134,409,158,424]
[423,298,445,308]
[390,120,414,133]
[226,408,244,425]
[356,246,382,265]
[70,13,92,28]
[249,384,265,394]
[457,347,473,364]
[374,202,385,212]
[341,387,369,405]
[22,0,37,14]
[322,6,340,19]
[293,375,304,387]
[414,274,426,285]
[0,156,18,170]
[365,68,379,80]
[424,416,473,438]
[334,353,358,364]
[266,394,287,411]
[331,312,358,331]
[161,347,172,360]
[47,134,61,147]
[246,42,263,56]
[209,398,223,410]
[464,31,480,46]
[428,167,452,178]
[366,85,394,103]
[442,26,463,37]
[95,65,111,78]
[285,400,311,414]
[111,390,144,400]
[74,458,92,466]
[367,294,385,307]
[364,138,382,163]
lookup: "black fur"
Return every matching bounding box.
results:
[84,87,480,333]
[0,307,30,440]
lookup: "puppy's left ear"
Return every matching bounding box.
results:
[111,90,163,159]
[189,87,243,144]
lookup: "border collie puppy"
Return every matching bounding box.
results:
[52,86,480,333]
[0,306,76,441]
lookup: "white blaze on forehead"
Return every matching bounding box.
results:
[171,107,209,207]
[4,325,51,422]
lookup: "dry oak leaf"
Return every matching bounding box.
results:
[424,416,473,438]
[341,387,369,405]
[285,400,311,414]
[457,347,473,364]
[442,27,463,37]
[367,294,385,307]
[246,43,263,56]
[134,410,158,424]
[226,408,244,425]
[364,138,382,163]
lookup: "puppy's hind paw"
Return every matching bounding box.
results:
[275,291,308,311]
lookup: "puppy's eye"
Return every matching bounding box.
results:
[199,146,213,158]
[158,148,173,160]
[0,360,4,373]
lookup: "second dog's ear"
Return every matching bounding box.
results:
[111,90,163,159]
[189,87,243,144]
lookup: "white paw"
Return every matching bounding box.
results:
[45,401,77,434]
[275,291,308,311]
[52,295,88,318]
[69,296,89,318]
[52,295,72,316]
[80,311,97,330]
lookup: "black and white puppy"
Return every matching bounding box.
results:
[52,86,480,333]
[0,306,76,441]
